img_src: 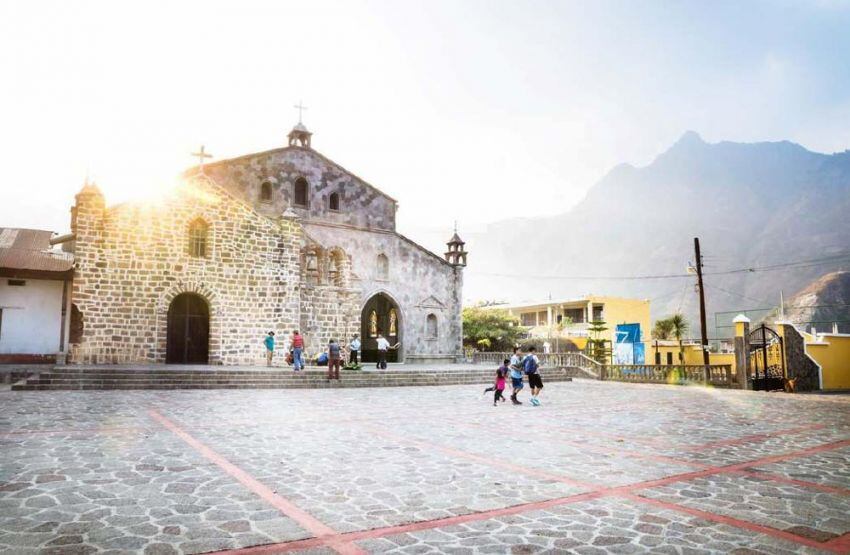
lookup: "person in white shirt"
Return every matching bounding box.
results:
[349,335,361,365]
[375,333,399,369]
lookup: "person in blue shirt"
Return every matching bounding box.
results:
[509,347,524,405]
[264,331,275,367]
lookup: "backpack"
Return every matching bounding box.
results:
[523,355,539,374]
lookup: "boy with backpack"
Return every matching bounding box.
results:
[523,346,543,406]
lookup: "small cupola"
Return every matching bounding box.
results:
[444,225,468,267]
[288,101,312,148]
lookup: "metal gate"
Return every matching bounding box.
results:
[748,324,785,391]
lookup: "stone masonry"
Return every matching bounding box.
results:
[68,124,464,365]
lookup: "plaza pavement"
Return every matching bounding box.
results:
[1,379,849,554]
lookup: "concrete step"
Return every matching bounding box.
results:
[12,367,581,391]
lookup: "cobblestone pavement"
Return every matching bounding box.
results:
[1,380,849,554]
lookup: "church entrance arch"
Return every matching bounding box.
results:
[166,293,210,364]
[361,293,402,363]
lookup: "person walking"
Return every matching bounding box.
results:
[509,347,524,405]
[375,333,399,370]
[327,339,342,380]
[291,330,305,372]
[524,346,543,406]
[349,335,361,365]
[264,331,275,367]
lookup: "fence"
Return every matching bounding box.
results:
[472,351,733,387]
[601,364,734,387]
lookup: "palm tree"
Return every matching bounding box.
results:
[652,319,674,340]
[669,313,689,366]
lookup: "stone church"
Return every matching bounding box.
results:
[67,121,467,366]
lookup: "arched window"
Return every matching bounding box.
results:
[376,253,389,280]
[329,192,340,211]
[188,219,209,258]
[260,182,273,202]
[426,314,438,339]
[294,177,309,208]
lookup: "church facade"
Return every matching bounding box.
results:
[67,123,466,366]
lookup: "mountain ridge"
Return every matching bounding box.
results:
[464,132,850,335]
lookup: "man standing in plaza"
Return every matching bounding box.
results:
[375,332,398,370]
[264,331,275,367]
[349,334,361,365]
[291,330,305,372]
[327,339,342,380]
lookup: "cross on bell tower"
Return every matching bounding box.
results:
[288,101,313,148]
[445,222,468,267]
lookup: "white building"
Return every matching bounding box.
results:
[0,228,74,363]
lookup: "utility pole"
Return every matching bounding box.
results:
[694,237,711,379]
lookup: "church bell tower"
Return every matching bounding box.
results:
[445,227,468,267]
[288,101,312,148]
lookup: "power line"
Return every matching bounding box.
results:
[468,251,850,282]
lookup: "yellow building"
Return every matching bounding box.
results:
[803,332,850,391]
[488,295,651,346]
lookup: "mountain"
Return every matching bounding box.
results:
[782,271,850,334]
[464,132,850,339]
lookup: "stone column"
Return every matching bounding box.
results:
[733,314,751,389]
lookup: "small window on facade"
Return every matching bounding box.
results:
[329,192,340,211]
[294,177,309,207]
[189,219,209,258]
[7,279,25,286]
[521,312,536,327]
[426,313,438,339]
[260,182,273,202]
[377,253,389,280]
[666,352,673,365]
[655,351,661,365]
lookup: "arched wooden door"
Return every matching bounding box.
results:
[166,293,210,364]
[360,293,402,363]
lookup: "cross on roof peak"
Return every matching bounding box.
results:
[191,145,213,167]
[294,100,308,124]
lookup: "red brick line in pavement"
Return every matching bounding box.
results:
[147,409,366,555]
[618,493,848,553]
[681,423,828,452]
[212,491,610,555]
[207,435,850,555]
[461,421,850,496]
[823,532,850,553]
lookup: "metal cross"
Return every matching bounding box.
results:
[294,100,308,123]
[191,145,213,167]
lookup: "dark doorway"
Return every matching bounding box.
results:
[166,293,210,364]
[360,293,402,363]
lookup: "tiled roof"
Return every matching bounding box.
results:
[0,228,74,274]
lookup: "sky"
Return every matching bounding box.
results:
[1,0,850,251]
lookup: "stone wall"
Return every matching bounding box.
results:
[304,223,463,363]
[70,178,302,365]
[199,147,397,231]
[780,323,821,391]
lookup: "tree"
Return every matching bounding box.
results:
[668,313,689,364]
[462,308,524,352]
[586,319,610,364]
[652,318,674,340]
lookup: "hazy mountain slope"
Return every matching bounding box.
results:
[465,132,850,336]
[784,271,850,334]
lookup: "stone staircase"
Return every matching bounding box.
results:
[11,365,588,391]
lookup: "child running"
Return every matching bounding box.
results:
[492,359,509,405]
